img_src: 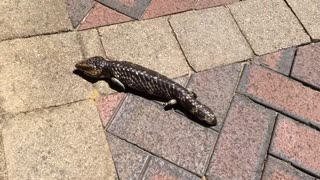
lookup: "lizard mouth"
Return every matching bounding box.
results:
[75,63,102,78]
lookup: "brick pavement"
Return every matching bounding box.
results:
[0,0,319,179]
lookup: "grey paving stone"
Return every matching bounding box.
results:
[0,0,72,41]
[77,29,106,59]
[169,7,253,72]
[0,117,7,180]
[187,63,242,131]
[0,32,93,114]
[66,0,95,28]
[286,0,320,40]
[142,157,200,180]
[1,100,116,179]
[108,95,218,176]
[98,0,151,19]
[107,133,150,180]
[206,95,276,179]
[98,17,191,79]
[229,0,310,55]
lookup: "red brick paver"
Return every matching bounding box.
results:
[107,133,150,179]
[253,47,296,76]
[97,0,151,19]
[108,95,218,176]
[291,42,320,89]
[79,2,132,30]
[187,63,242,131]
[142,0,196,19]
[270,115,320,177]
[206,95,276,179]
[142,157,200,180]
[262,156,315,180]
[238,64,320,129]
[97,93,126,128]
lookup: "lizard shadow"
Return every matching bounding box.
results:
[74,70,213,127]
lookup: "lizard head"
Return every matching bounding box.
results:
[75,56,109,78]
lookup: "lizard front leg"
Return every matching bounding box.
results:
[111,77,125,91]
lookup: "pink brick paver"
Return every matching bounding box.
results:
[79,2,132,30]
[206,95,276,179]
[142,0,196,19]
[97,93,126,128]
[107,133,150,179]
[108,95,218,176]
[270,115,320,176]
[238,64,320,129]
[262,156,315,180]
[253,47,296,76]
[187,63,242,131]
[142,157,200,179]
[291,42,320,89]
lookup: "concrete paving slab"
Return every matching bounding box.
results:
[77,29,106,59]
[169,7,253,72]
[229,0,310,55]
[0,32,92,114]
[0,0,72,41]
[1,100,116,180]
[0,117,7,180]
[98,17,190,78]
[77,29,117,95]
[196,0,238,9]
[142,0,196,19]
[286,0,320,40]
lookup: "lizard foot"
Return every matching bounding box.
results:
[162,99,177,108]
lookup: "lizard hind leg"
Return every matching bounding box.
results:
[111,77,125,91]
[187,88,197,98]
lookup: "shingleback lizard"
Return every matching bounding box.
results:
[75,56,217,126]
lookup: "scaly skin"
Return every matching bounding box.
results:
[75,56,217,126]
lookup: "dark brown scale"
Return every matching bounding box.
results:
[103,61,217,126]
